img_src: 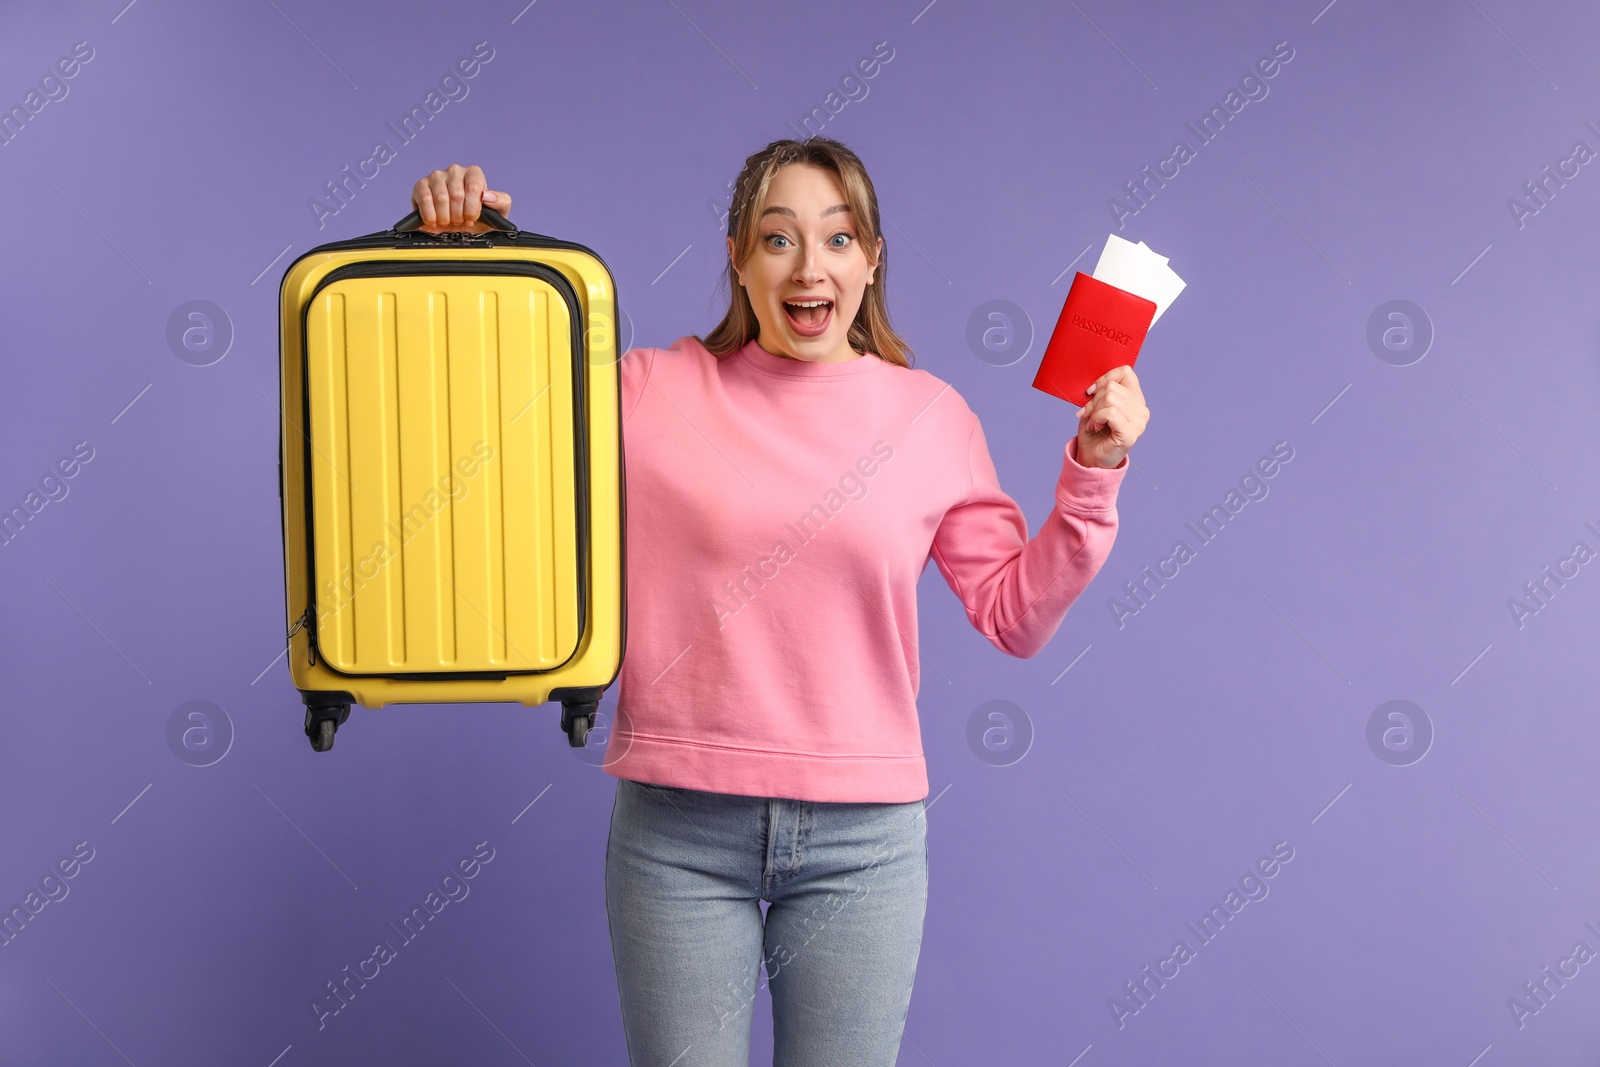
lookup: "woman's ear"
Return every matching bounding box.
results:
[726,235,741,286]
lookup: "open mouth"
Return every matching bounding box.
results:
[782,298,833,335]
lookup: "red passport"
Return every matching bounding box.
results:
[1031,272,1157,407]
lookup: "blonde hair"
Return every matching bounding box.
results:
[699,136,914,369]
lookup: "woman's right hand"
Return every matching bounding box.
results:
[411,164,513,234]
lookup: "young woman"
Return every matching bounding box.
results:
[410,138,1149,1067]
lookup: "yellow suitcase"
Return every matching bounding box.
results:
[277,206,624,752]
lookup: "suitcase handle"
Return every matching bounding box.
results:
[391,205,519,236]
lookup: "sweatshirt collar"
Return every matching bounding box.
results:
[735,336,885,380]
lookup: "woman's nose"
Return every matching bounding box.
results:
[792,249,823,283]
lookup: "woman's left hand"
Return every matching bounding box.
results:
[1075,365,1149,470]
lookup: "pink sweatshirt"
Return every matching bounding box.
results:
[600,335,1126,802]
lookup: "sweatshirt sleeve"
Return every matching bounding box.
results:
[928,417,1126,658]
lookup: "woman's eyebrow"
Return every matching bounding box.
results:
[760,204,852,219]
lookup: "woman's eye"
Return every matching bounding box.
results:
[765,232,854,249]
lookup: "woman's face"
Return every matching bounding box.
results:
[727,163,883,364]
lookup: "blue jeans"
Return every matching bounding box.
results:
[604,777,929,1067]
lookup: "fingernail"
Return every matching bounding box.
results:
[483,192,496,201]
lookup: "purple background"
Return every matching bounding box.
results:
[3,0,1598,1062]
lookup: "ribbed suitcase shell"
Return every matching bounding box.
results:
[278,221,623,741]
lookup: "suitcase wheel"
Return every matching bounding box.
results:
[562,700,598,748]
[304,703,351,753]
[310,719,336,752]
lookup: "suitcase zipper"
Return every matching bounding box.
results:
[288,226,594,258]
[287,606,318,666]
